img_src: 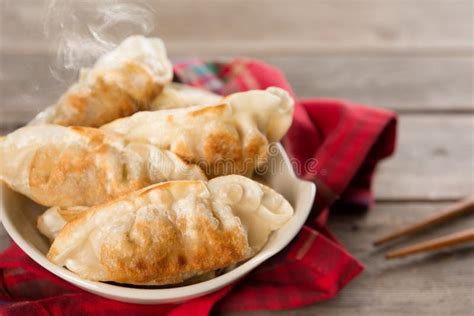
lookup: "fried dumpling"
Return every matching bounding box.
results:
[0,125,205,208]
[47,175,293,285]
[37,206,88,241]
[102,87,294,177]
[149,83,222,110]
[30,36,173,127]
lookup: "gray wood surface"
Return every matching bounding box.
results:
[0,0,473,315]
[374,115,474,200]
[2,0,473,54]
[1,54,473,123]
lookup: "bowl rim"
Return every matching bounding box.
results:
[0,143,316,302]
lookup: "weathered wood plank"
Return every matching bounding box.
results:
[0,224,10,253]
[226,202,474,316]
[1,0,473,55]
[1,53,472,123]
[374,115,474,201]
[265,56,474,111]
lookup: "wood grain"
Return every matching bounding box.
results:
[1,0,473,55]
[385,228,474,259]
[265,56,474,111]
[226,202,474,316]
[374,115,474,201]
[1,53,473,125]
[374,196,474,246]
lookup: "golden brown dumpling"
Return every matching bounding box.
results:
[47,175,293,285]
[102,87,294,177]
[149,83,222,110]
[30,36,173,127]
[0,125,205,208]
[37,206,88,241]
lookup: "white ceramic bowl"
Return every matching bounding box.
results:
[0,143,315,304]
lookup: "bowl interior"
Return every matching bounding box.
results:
[0,143,316,304]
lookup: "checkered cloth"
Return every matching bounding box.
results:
[0,58,397,315]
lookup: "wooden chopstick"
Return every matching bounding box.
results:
[385,228,474,259]
[373,196,474,246]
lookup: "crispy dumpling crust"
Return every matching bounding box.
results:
[150,83,221,110]
[102,87,294,177]
[30,36,173,127]
[0,125,206,208]
[37,206,88,241]
[48,181,251,285]
[47,175,293,285]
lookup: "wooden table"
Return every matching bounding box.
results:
[1,1,473,315]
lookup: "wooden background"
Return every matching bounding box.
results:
[1,0,473,315]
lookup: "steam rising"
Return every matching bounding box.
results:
[43,0,155,82]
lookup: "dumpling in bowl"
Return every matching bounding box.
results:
[29,36,173,127]
[102,87,294,177]
[149,83,222,110]
[0,125,205,208]
[47,175,294,285]
[37,206,88,241]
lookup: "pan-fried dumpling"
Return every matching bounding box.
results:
[29,36,173,127]
[149,83,222,110]
[47,175,293,285]
[102,87,294,177]
[37,206,88,241]
[0,125,205,208]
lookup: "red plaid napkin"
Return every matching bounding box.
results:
[0,58,397,315]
